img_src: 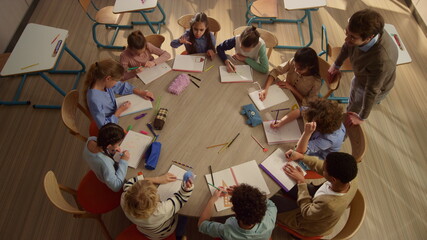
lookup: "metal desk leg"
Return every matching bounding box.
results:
[131,3,166,34]
[0,74,31,106]
[33,44,86,109]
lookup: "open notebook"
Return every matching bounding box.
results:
[172,55,206,72]
[204,160,270,212]
[219,65,253,83]
[157,165,196,201]
[259,148,307,192]
[249,84,289,111]
[116,94,152,117]
[137,62,172,84]
[113,130,153,168]
[263,120,301,145]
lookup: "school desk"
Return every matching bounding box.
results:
[120,55,302,217]
[0,23,85,108]
[384,23,412,65]
[113,0,166,34]
[247,0,326,49]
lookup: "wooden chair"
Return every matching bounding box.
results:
[245,0,278,25]
[145,34,166,48]
[44,171,118,240]
[78,0,133,49]
[317,56,348,104]
[61,90,93,142]
[233,26,278,59]
[116,224,177,240]
[344,117,367,163]
[177,14,221,38]
[277,189,366,240]
[319,25,353,72]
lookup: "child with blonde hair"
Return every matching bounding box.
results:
[84,59,154,129]
[217,26,268,73]
[121,174,194,239]
[171,12,216,58]
[259,47,321,104]
[120,30,171,81]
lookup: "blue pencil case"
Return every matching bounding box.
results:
[145,142,162,170]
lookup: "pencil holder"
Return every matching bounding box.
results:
[154,108,168,130]
[168,74,190,95]
[145,142,162,170]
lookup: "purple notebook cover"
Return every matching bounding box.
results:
[259,163,290,192]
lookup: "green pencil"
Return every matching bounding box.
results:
[128,66,141,70]
[207,183,227,193]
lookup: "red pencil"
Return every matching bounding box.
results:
[51,34,60,44]
[393,34,404,51]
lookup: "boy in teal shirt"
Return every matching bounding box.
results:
[198,184,276,240]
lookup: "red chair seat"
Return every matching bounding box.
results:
[89,120,99,137]
[116,224,176,240]
[304,170,324,179]
[77,170,122,214]
[277,223,322,240]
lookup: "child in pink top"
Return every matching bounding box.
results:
[120,31,171,81]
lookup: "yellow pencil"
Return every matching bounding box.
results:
[206,142,228,149]
[204,65,215,72]
[21,63,39,70]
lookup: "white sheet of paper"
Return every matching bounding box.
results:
[249,84,289,111]
[172,55,206,72]
[113,130,153,168]
[384,23,412,65]
[157,165,196,201]
[263,120,301,145]
[204,160,270,212]
[259,148,306,191]
[219,65,253,83]
[115,94,152,117]
[137,62,172,84]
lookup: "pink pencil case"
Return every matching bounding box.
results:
[168,74,190,95]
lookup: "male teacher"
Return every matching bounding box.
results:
[328,9,398,125]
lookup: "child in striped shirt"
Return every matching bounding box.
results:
[120,30,171,81]
[121,174,193,239]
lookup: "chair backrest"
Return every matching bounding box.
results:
[318,56,340,98]
[145,34,166,48]
[233,26,278,59]
[44,171,86,215]
[331,189,366,240]
[344,118,367,163]
[177,14,221,38]
[61,90,92,142]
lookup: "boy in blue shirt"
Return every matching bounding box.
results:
[198,184,277,240]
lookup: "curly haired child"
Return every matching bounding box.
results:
[198,184,277,240]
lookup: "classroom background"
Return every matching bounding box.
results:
[0,0,426,239]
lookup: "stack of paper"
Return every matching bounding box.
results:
[248,84,289,111]
[172,55,206,72]
[113,130,153,168]
[263,120,301,145]
[219,65,253,83]
[259,148,307,192]
[137,62,172,84]
[204,160,270,211]
[115,94,152,117]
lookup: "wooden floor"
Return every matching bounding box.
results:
[1,0,426,239]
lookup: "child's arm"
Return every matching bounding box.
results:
[244,44,269,73]
[270,108,301,128]
[295,122,316,154]
[146,43,171,67]
[216,37,236,63]
[160,180,194,220]
[120,51,139,81]
[101,154,129,192]
[87,95,119,128]
[170,31,190,48]
[112,81,135,95]
[133,88,154,101]
[259,60,293,100]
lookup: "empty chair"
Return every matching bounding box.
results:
[276,189,366,240]
[61,90,95,142]
[44,170,122,240]
[78,0,133,49]
[177,14,221,38]
[233,26,278,59]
